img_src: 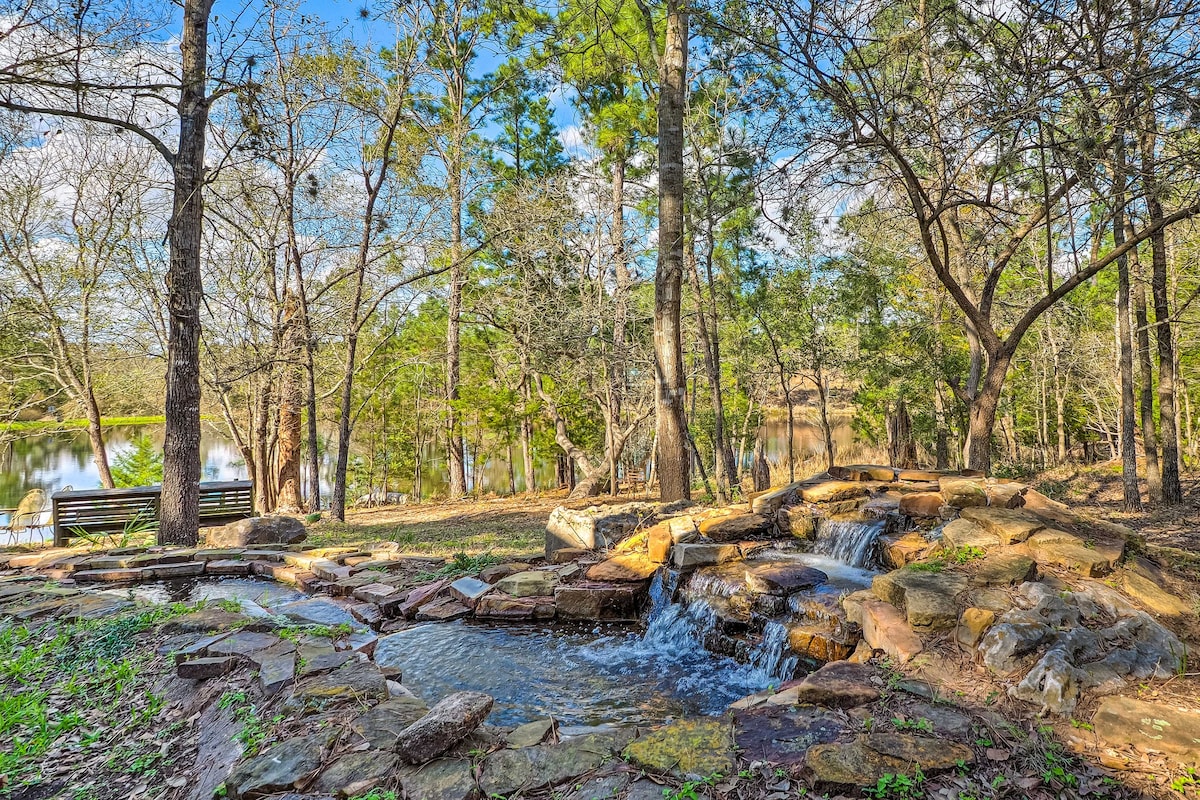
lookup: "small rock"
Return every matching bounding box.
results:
[899,492,945,518]
[449,577,493,607]
[938,477,987,509]
[352,582,400,605]
[479,563,524,584]
[672,543,742,571]
[955,607,995,648]
[277,598,357,627]
[382,579,449,619]
[395,691,495,764]
[779,506,816,539]
[564,772,629,800]
[697,512,773,542]
[508,718,556,748]
[971,552,1036,587]
[554,583,645,621]
[177,657,237,680]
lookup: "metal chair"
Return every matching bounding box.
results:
[2,488,49,545]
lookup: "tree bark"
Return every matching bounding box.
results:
[159,0,214,546]
[652,0,690,502]
[1114,141,1142,509]
[1140,122,1183,504]
[1131,241,1162,502]
[965,350,1013,473]
[276,292,304,512]
[445,75,468,499]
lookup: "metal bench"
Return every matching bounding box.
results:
[52,481,254,546]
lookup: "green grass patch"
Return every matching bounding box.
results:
[0,415,168,433]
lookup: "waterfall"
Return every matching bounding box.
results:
[641,595,721,654]
[646,568,680,624]
[747,620,799,682]
[813,517,887,569]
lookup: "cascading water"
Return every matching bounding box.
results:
[813,517,888,568]
[746,620,799,681]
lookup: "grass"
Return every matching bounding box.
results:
[0,415,168,433]
[306,496,555,558]
[0,602,196,789]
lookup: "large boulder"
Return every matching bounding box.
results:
[204,515,306,548]
[545,503,654,557]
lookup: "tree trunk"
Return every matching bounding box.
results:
[82,390,114,489]
[520,372,536,493]
[934,389,950,469]
[1114,145,1142,509]
[253,379,274,512]
[815,370,836,471]
[965,350,1012,473]
[652,0,690,502]
[276,292,304,513]
[1141,127,1183,504]
[445,96,468,499]
[159,0,214,547]
[1131,241,1162,502]
[688,247,733,502]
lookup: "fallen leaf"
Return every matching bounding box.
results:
[986,748,1011,761]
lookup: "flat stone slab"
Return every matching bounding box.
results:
[807,734,973,785]
[205,559,254,575]
[311,750,398,797]
[938,477,987,508]
[474,594,555,621]
[799,480,868,504]
[1027,530,1124,576]
[585,554,659,582]
[291,660,389,707]
[941,519,1000,551]
[697,512,773,542]
[208,631,282,658]
[971,551,1036,587]
[871,568,968,617]
[225,732,334,798]
[861,600,923,663]
[734,704,844,765]
[351,697,431,749]
[1094,696,1200,761]
[277,598,356,627]
[672,543,742,571]
[791,661,881,708]
[623,718,736,778]
[178,656,237,680]
[415,597,472,622]
[396,758,476,800]
[495,570,558,596]
[745,563,827,596]
[960,506,1045,544]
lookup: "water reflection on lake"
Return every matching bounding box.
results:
[0,410,860,520]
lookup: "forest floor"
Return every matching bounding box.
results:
[1029,460,1200,560]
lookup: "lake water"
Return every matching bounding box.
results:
[0,411,859,536]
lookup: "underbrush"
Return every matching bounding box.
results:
[0,603,194,794]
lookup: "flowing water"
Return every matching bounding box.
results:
[373,613,778,730]
[812,517,888,569]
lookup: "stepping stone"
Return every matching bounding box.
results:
[751,481,803,515]
[971,552,1036,587]
[395,691,495,764]
[71,567,149,582]
[807,734,972,785]
[209,631,282,659]
[871,568,968,622]
[799,480,868,503]
[291,660,389,707]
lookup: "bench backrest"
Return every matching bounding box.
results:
[52,481,254,545]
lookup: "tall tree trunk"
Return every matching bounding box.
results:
[815,369,836,471]
[1114,142,1142,509]
[1141,124,1183,504]
[253,380,274,512]
[1131,242,1162,502]
[82,390,114,489]
[445,95,468,498]
[276,292,304,512]
[520,371,536,493]
[688,247,733,502]
[934,388,950,469]
[652,0,690,502]
[159,0,214,546]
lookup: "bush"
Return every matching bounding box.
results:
[110,433,164,488]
